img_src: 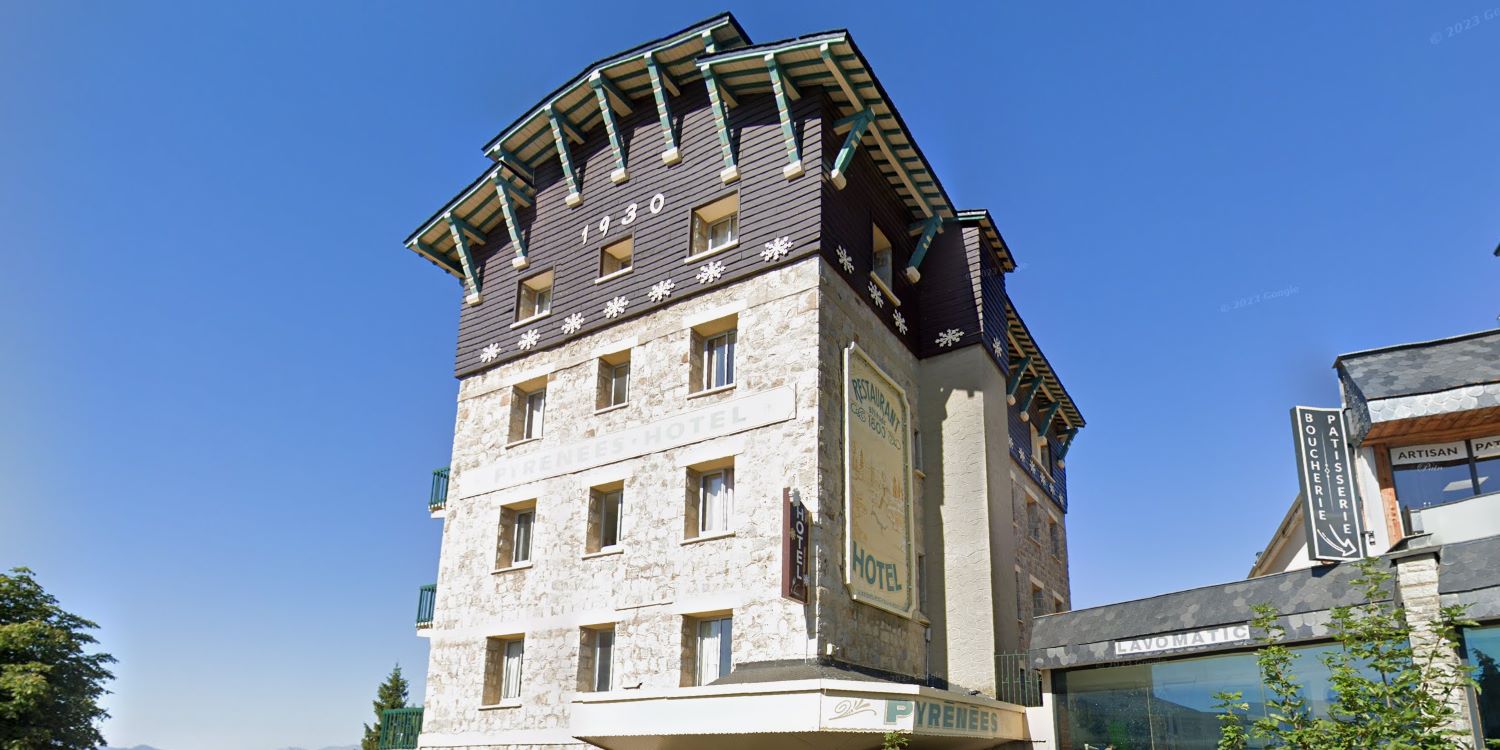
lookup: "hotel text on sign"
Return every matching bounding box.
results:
[843,344,916,619]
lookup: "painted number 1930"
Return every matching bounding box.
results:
[581,192,666,244]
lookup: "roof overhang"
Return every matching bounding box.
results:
[1004,297,1084,430]
[953,209,1016,272]
[568,678,1028,750]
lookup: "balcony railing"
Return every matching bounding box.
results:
[428,467,450,512]
[378,706,423,750]
[416,584,436,629]
[996,652,1043,707]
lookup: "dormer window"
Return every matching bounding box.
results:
[690,193,739,258]
[517,271,553,322]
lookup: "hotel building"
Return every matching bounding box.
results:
[387,14,1085,750]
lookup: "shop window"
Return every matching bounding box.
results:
[516,270,553,321]
[599,236,633,278]
[482,635,524,704]
[1462,624,1500,743]
[689,193,739,258]
[1390,436,1500,512]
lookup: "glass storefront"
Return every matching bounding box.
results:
[1463,624,1500,744]
[1390,436,1500,511]
[1053,644,1344,750]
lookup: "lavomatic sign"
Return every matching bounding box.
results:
[1290,406,1366,561]
[843,344,915,619]
[1114,624,1251,656]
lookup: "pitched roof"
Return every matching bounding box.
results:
[1335,328,1500,400]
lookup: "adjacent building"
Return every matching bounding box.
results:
[1028,328,1500,749]
[392,14,1085,750]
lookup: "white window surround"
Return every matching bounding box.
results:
[867,270,902,307]
[682,240,739,265]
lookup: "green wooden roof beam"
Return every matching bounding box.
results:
[1016,377,1044,417]
[765,53,804,180]
[1005,354,1033,400]
[444,214,484,305]
[589,72,631,185]
[546,105,583,207]
[409,239,464,280]
[644,52,681,165]
[486,147,535,184]
[819,42,935,220]
[1038,401,1063,435]
[1056,427,1080,461]
[904,215,943,283]
[700,31,738,183]
[489,172,530,270]
[828,109,875,190]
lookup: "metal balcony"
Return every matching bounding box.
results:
[428,467,450,512]
[378,706,423,750]
[416,584,436,629]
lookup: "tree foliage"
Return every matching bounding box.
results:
[0,567,115,750]
[1214,558,1483,749]
[361,663,410,750]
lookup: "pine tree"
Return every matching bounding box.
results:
[361,663,410,750]
[0,567,116,750]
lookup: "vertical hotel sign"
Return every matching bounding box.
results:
[1290,406,1366,561]
[843,344,916,618]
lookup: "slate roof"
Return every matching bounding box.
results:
[1335,328,1500,400]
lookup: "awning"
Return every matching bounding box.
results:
[571,678,1028,750]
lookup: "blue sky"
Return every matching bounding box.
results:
[1,2,1496,749]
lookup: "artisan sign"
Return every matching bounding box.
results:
[1114,624,1251,656]
[459,386,796,498]
[843,344,915,619]
[783,489,810,603]
[1290,406,1366,562]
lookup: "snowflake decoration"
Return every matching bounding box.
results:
[603,296,629,319]
[647,278,676,303]
[561,313,585,335]
[516,329,540,351]
[479,342,501,363]
[893,310,908,335]
[868,281,885,308]
[761,236,793,262]
[835,245,854,273]
[936,328,965,348]
[696,260,725,285]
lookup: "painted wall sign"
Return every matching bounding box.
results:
[1113,624,1251,656]
[1390,440,1468,465]
[817,692,1015,738]
[782,489,810,604]
[1290,406,1367,562]
[1474,435,1500,460]
[842,344,916,619]
[459,386,795,498]
[579,192,667,245]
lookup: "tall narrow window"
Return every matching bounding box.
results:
[516,271,554,321]
[1049,519,1061,557]
[512,509,534,564]
[699,469,733,534]
[502,639,525,698]
[609,363,630,406]
[702,331,736,391]
[694,616,733,686]
[599,237,633,278]
[1027,499,1041,541]
[596,351,631,410]
[483,636,525,704]
[1032,585,1047,616]
[689,193,739,257]
[523,389,546,440]
[593,627,615,692]
[872,223,893,288]
[588,486,624,552]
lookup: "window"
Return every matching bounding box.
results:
[1032,585,1047,615]
[578,626,615,692]
[508,377,548,443]
[483,636,524,704]
[596,351,631,410]
[689,315,738,394]
[599,236,633,278]
[587,484,624,553]
[871,223,893,287]
[522,389,546,440]
[1463,624,1500,743]
[1027,498,1041,541]
[916,554,927,611]
[1054,594,1066,614]
[912,429,924,473]
[1030,423,1049,467]
[1049,518,1062,557]
[496,501,536,568]
[689,193,739,257]
[1391,436,1500,512]
[516,271,553,321]
[691,616,733,686]
[699,469,733,534]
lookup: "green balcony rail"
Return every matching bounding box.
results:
[996,652,1043,707]
[416,584,436,629]
[428,467,450,512]
[378,706,423,750]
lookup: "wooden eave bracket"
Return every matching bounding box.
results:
[1056,427,1080,460]
[590,71,632,185]
[643,52,681,165]
[765,53,804,180]
[489,172,532,270]
[829,109,874,190]
[904,216,944,283]
[409,239,464,280]
[1005,354,1034,403]
[1016,377,1044,418]
[1038,401,1063,434]
[444,213,484,305]
[546,105,584,207]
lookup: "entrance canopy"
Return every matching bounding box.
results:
[571,678,1027,750]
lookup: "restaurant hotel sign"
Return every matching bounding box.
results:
[1290,406,1366,562]
[842,344,916,618]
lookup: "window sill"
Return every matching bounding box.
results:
[682,530,735,545]
[683,241,738,265]
[492,562,534,575]
[511,311,553,330]
[582,547,625,560]
[506,437,542,449]
[594,268,634,285]
[594,402,630,415]
[868,271,902,307]
[912,468,927,480]
[687,383,736,400]
[479,700,523,710]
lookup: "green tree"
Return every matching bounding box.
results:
[881,731,909,750]
[361,663,410,750]
[0,567,115,750]
[1215,558,1484,749]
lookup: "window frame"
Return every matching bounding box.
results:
[694,616,733,686]
[871,222,894,287]
[598,488,623,550]
[687,192,741,261]
[702,330,737,391]
[522,389,546,440]
[516,270,554,323]
[512,509,535,565]
[592,627,615,692]
[598,236,634,281]
[698,468,734,535]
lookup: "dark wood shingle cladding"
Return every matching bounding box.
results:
[453,85,823,376]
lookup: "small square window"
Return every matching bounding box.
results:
[690,193,739,257]
[596,351,631,410]
[508,378,549,444]
[483,636,525,703]
[600,237,633,278]
[517,271,553,322]
[1031,585,1047,616]
[872,223,893,287]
